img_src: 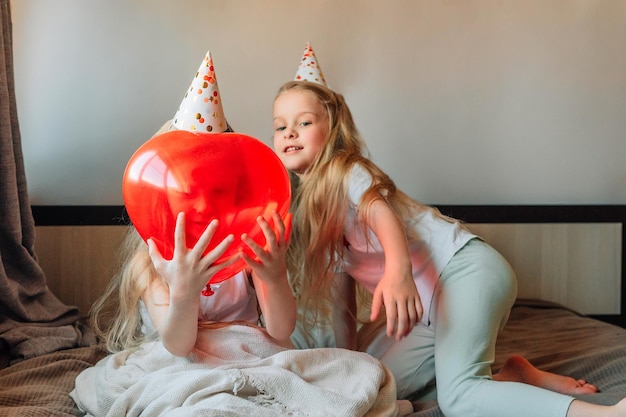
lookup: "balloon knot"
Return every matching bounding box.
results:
[202,284,215,297]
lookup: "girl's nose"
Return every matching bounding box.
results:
[284,128,296,139]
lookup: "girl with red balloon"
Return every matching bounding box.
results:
[277,44,626,417]
[93,50,296,357]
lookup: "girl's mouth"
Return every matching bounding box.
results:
[284,146,303,153]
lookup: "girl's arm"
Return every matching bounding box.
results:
[332,272,357,350]
[366,199,423,340]
[145,213,234,357]
[241,212,296,345]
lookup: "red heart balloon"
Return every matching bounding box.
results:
[122,130,291,289]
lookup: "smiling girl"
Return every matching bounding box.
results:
[272,79,626,417]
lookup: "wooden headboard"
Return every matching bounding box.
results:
[436,205,625,327]
[32,205,626,328]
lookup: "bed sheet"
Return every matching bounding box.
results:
[0,345,106,417]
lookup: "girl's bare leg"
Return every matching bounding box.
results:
[493,354,597,395]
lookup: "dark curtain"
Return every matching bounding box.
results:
[0,0,94,369]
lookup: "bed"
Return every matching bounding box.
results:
[1,204,625,416]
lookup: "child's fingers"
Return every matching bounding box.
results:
[257,216,278,248]
[264,211,292,244]
[395,304,409,340]
[241,232,261,251]
[270,212,285,242]
[241,233,267,263]
[283,213,293,244]
[406,302,419,335]
[414,299,423,324]
[206,251,239,276]
[147,238,166,274]
[200,234,235,267]
[398,299,423,339]
[370,291,383,322]
[270,211,292,244]
[173,212,187,257]
[239,248,261,268]
[147,238,162,261]
[192,219,219,257]
[385,302,399,338]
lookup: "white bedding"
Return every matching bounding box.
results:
[70,323,398,417]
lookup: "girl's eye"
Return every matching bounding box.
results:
[275,126,285,132]
[300,121,312,127]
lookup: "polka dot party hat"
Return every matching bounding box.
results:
[294,42,327,86]
[172,51,230,133]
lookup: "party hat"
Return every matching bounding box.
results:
[172,51,230,133]
[294,42,327,86]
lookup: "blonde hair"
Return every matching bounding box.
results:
[90,226,160,353]
[275,81,454,333]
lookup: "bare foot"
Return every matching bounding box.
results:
[396,400,413,416]
[493,354,598,395]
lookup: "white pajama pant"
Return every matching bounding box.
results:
[365,239,574,417]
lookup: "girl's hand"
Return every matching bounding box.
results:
[144,212,235,357]
[148,212,235,300]
[364,198,423,341]
[240,212,292,284]
[371,268,423,341]
[241,212,296,343]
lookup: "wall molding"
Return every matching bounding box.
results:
[31,204,626,226]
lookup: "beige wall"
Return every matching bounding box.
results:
[12,1,626,206]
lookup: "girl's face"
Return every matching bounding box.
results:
[273,89,328,177]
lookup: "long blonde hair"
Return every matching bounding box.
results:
[90,226,159,353]
[275,81,452,332]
